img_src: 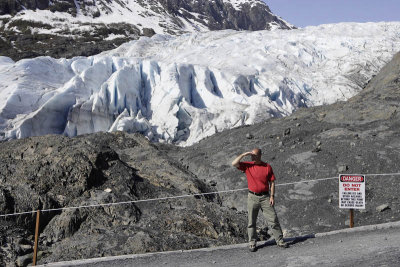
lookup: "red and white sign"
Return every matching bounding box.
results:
[339,174,365,209]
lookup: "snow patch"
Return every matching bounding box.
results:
[105,34,126,41]
[223,0,261,10]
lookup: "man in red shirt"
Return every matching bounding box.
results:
[232,148,288,252]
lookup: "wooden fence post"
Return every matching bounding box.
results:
[33,210,40,266]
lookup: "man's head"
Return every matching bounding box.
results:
[251,148,262,162]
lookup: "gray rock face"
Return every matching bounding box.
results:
[0,0,82,15]
[0,0,294,61]
[0,132,247,265]
[158,0,292,31]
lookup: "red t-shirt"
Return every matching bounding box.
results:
[238,161,276,193]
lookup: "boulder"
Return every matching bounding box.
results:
[376,204,390,212]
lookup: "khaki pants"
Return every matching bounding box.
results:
[247,192,284,245]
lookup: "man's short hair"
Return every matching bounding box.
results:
[253,148,262,156]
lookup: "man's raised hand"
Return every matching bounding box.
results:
[241,151,254,160]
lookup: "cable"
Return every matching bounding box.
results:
[1,172,399,218]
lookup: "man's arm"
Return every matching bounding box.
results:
[269,180,275,206]
[232,151,253,168]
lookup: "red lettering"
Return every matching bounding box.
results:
[344,188,360,191]
[340,175,364,182]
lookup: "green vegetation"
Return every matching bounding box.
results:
[8,19,52,34]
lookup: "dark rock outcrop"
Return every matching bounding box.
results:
[157,0,292,31]
[0,0,76,15]
[0,132,247,265]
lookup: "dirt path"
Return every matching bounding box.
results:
[43,222,400,267]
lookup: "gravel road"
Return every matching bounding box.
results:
[43,222,400,267]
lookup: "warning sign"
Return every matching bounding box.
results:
[339,175,365,209]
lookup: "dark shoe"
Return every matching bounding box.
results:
[277,241,289,248]
[249,243,257,252]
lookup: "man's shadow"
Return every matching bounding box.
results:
[257,233,315,249]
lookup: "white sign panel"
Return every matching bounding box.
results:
[339,174,365,209]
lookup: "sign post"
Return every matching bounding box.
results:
[349,209,354,228]
[339,174,365,228]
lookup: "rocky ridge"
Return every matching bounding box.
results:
[0,132,248,265]
[0,0,294,61]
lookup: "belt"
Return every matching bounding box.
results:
[248,190,269,196]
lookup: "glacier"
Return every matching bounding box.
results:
[1,22,400,145]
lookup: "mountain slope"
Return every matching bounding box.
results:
[0,0,294,60]
[163,50,400,235]
[1,22,399,145]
